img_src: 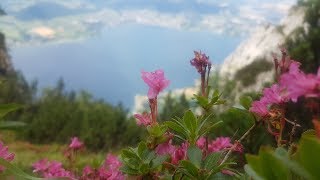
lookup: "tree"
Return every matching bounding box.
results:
[286,0,320,73]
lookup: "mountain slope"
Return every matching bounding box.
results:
[219,6,306,85]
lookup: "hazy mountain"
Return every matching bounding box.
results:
[0,6,6,15]
[219,5,306,94]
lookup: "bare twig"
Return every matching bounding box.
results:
[220,121,258,165]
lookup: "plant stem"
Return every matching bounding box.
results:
[220,121,258,165]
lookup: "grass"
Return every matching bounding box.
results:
[0,131,107,177]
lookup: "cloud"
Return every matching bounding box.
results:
[196,0,230,7]
[0,0,297,46]
[30,26,56,39]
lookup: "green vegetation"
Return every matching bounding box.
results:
[159,92,190,122]
[0,30,145,152]
[19,80,145,151]
[245,131,320,180]
[286,0,320,73]
[234,58,273,87]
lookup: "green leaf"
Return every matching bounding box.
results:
[121,149,140,160]
[244,165,264,180]
[151,155,167,169]
[165,121,187,139]
[246,154,262,177]
[139,163,149,174]
[297,135,320,179]
[187,146,202,168]
[138,142,148,158]
[194,95,209,107]
[204,152,221,170]
[147,124,167,137]
[213,89,220,97]
[246,148,289,180]
[120,165,140,175]
[183,110,197,134]
[197,114,214,133]
[301,129,316,138]
[0,104,22,119]
[0,158,43,180]
[273,148,311,179]
[0,121,26,130]
[145,151,156,163]
[259,148,289,180]
[198,121,223,137]
[239,96,252,110]
[179,160,199,177]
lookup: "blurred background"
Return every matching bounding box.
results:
[0,0,319,172]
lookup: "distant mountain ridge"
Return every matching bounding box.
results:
[219,5,306,93]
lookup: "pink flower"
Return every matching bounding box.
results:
[69,137,84,150]
[233,142,244,153]
[261,84,285,104]
[101,154,125,180]
[33,159,74,179]
[208,137,232,153]
[82,165,93,176]
[171,142,188,165]
[280,65,320,102]
[134,112,152,126]
[141,69,170,99]
[98,167,110,179]
[250,84,287,116]
[104,154,122,170]
[32,159,49,173]
[190,51,211,74]
[0,141,15,172]
[249,100,269,116]
[155,140,176,155]
[196,137,207,150]
[221,169,235,176]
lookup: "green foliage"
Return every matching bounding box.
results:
[159,92,190,122]
[234,59,273,87]
[286,0,320,73]
[245,132,320,180]
[0,103,23,119]
[0,158,42,180]
[19,80,144,151]
[120,142,167,177]
[175,146,237,179]
[146,124,168,148]
[165,110,222,145]
[193,89,226,112]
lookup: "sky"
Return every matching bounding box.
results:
[0,0,296,108]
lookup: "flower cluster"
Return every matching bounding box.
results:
[249,49,320,145]
[81,154,124,180]
[190,51,211,74]
[33,159,74,179]
[197,137,243,153]
[134,69,170,126]
[250,51,320,116]
[32,137,124,180]
[0,141,14,172]
[69,137,84,150]
[134,112,151,126]
[141,69,170,100]
[190,51,212,97]
[155,137,242,166]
